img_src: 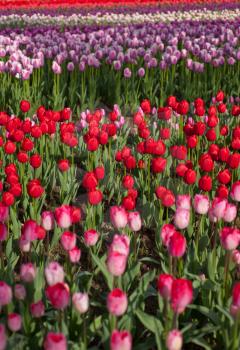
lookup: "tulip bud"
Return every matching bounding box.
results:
[45,262,64,286]
[30,300,45,318]
[128,212,142,232]
[166,330,183,350]
[7,313,21,332]
[44,332,67,350]
[20,263,36,283]
[72,292,89,314]
[110,330,132,350]
[84,229,99,246]
[107,289,128,316]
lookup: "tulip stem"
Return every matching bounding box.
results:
[169,256,173,275]
[172,312,178,329]
[83,314,87,350]
[233,312,240,350]
[224,251,231,300]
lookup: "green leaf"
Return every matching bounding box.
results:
[135,309,163,350]
[122,262,141,291]
[91,252,113,290]
[188,304,220,325]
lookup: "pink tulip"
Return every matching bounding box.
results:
[161,224,176,247]
[107,251,128,277]
[55,205,72,228]
[109,234,130,256]
[21,220,38,241]
[232,250,240,265]
[0,324,6,350]
[107,289,128,316]
[7,313,21,332]
[166,330,183,350]
[211,197,227,220]
[157,274,174,300]
[46,283,70,310]
[20,263,36,283]
[208,208,218,223]
[128,212,142,232]
[19,235,31,252]
[110,330,132,350]
[168,232,186,258]
[174,209,190,230]
[14,284,26,300]
[231,282,240,317]
[84,229,99,246]
[60,231,76,251]
[44,332,67,350]
[0,223,7,241]
[68,247,81,263]
[176,195,191,210]
[231,181,240,202]
[41,211,54,231]
[223,203,237,223]
[110,206,128,229]
[193,194,209,215]
[220,227,240,250]
[0,281,12,306]
[30,300,45,318]
[171,279,193,314]
[45,262,64,286]
[0,203,9,223]
[72,292,89,314]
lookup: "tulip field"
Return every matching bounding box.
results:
[0,0,239,349]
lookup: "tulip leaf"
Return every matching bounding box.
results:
[91,252,113,290]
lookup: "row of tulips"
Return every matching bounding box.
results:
[0,90,238,349]
[0,12,240,110]
[0,0,236,9]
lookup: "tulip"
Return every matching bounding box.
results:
[110,330,132,350]
[45,262,64,286]
[161,224,176,247]
[55,205,72,229]
[20,263,36,283]
[232,250,240,265]
[84,229,99,246]
[193,194,209,215]
[44,332,67,350]
[231,181,240,202]
[176,195,191,210]
[0,203,9,223]
[41,211,54,231]
[46,283,70,309]
[157,274,174,300]
[211,198,227,220]
[128,212,141,232]
[21,220,39,241]
[0,223,7,241]
[68,247,81,263]
[7,313,21,332]
[174,209,190,230]
[166,330,183,350]
[72,292,89,314]
[0,281,12,306]
[220,227,240,251]
[14,284,26,301]
[107,289,128,316]
[110,206,128,229]
[30,300,45,318]
[171,279,193,314]
[223,203,237,223]
[168,232,186,258]
[60,231,76,251]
